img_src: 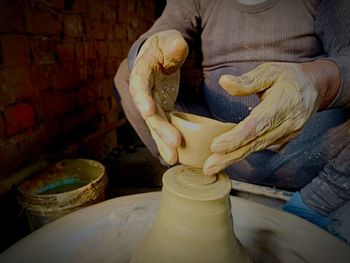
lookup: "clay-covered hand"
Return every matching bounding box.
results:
[129,30,189,164]
[203,61,340,175]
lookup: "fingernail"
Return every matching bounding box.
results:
[167,152,178,165]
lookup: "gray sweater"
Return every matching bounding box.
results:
[129,0,350,114]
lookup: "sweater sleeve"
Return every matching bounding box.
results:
[127,0,201,70]
[315,0,350,108]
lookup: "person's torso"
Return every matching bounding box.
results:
[196,0,324,122]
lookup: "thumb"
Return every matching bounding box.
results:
[157,30,189,74]
[219,63,277,96]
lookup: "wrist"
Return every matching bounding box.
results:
[301,60,341,110]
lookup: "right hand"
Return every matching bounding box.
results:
[129,30,189,164]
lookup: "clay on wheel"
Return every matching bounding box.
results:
[130,165,251,263]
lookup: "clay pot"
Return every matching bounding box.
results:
[131,165,251,263]
[170,111,235,168]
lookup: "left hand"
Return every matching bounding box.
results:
[203,61,340,175]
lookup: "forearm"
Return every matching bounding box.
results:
[301,60,341,110]
[315,0,350,108]
[301,138,350,216]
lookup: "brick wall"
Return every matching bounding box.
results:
[0,0,156,178]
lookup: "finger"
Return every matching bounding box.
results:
[211,91,289,154]
[129,58,157,118]
[205,120,298,175]
[234,119,299,154]
[219,63,281,96]
[203,144,253,176]
[270,130,300,147]
[210,109,265,154]
[148,125,178,165]
[146,114,181,148]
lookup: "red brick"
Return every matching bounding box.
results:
[106,0,119,9]
[63,13,84,37]
[0,139,21,177]
[24,4,62,35]
[0,126,50,176]
[41,119,62,141]
[137,22,148,36]
[95,41,108,61]
[117,0,127,12]
[121,44,130,57]
[130,16,139,29]
[143,0,153,10]
[107,40,123,59]
[97,78,114,98]
[36,0,65,10]
[37,91,78,120]
[86,19,105,39]
[117,9,130,24]
[78,83,98,107]
[144,5,155,21]
[1,35,31,69]
[127,1,136,12]
[75,40,96,61]
[127,26,139,43]
[114,25,127,41]
[0,69,43,106]
[105,58,120,77]
[62,104,97,135]
[0,0,24,33]
[0,75,14,107]
[139,0,148,13]
[86,19,113,40]
[0,115,5,138]
[102,3,117,21]
[97,98,109,114]
[15,127,48,166]
[103,110,119,125]
[73,0,88,13]
[88,0,104,19]
[50,65,80,90]
[110,96,120,111]
[75,42,84,61]
[92,60,105,80]
[56,41,75,63]
[29,38,56,65]
[5,104,36,137]
[79,64,88,80]
[30,66,50,93]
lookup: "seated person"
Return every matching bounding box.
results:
[114,0,350,237]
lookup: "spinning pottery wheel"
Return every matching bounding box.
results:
[1,187,349,262]
[2,111,350,262]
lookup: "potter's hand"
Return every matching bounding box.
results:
[204,61,340,175]
[129,30,189,164]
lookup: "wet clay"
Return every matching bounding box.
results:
[170,111,235,168]
[131,165,251,263]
